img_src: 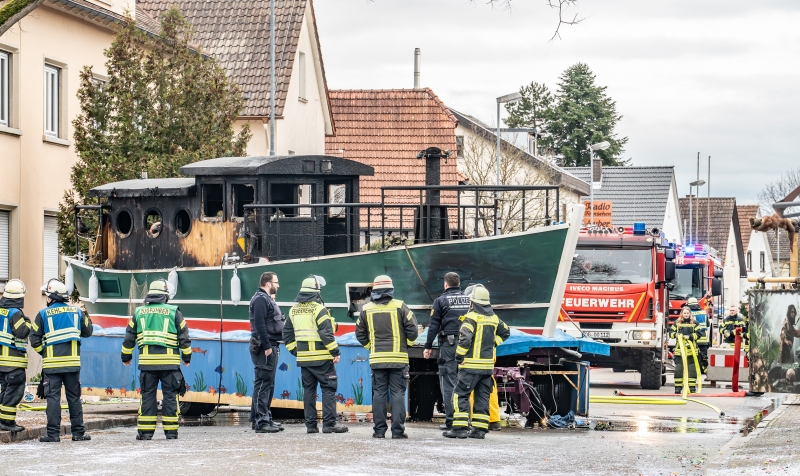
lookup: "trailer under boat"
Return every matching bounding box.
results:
[69,152,609,419]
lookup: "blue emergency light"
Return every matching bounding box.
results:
[685,245,696,255]
[633,222,646,235]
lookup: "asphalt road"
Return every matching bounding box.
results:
[1,369,778,476]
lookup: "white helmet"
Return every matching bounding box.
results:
[2,279,26,299]
[41,279,69,300]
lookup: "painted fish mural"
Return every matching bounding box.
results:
[279,362,290,371]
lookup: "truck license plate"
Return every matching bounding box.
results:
[585,331,610,339]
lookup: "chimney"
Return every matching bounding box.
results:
[413,48,421,88]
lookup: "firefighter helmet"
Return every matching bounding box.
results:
[469,285,491,305]
[148,278,170,295]
[41,279,69,300]
[300,277,322,294]
[372,275,394,290]
[687,297,699,306]
[2,279,26,299]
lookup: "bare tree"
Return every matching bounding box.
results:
[758,166,800,214]
[459,131,558,236]
[470,0,584,40]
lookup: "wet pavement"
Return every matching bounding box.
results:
[2,368,789,475]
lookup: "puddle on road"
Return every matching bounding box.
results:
[181,413,305,427]
[589,415,746,434]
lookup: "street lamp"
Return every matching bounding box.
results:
[588,141,611,225]
[495,92,523,234]
[688,179,706,244]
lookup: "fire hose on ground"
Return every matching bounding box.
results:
[589,335,724,416]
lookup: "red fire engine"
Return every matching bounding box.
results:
[556,223,675,389]
[667,243,723,341]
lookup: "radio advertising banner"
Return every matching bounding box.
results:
[749,289,800,393]
[582,200,612,228]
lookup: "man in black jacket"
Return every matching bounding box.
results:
[423,272,469,430]
[249,272,285,434]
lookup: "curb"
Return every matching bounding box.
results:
[712,394,791,457]
[0,415,138,444]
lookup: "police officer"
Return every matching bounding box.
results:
[121,279,192,440]
[687,297,709,372]
[669,306,704,394]
[444,285,510,440]
[283,276,348,434]
[30,279,93,442]
[249,272,284,433]
[722,305,747,345]
[423,272,469,431]
[356,275,418,439]
[0,280,31,433]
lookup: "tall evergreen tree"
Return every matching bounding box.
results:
[58,8,251,256]
[546,63,628,167]
[504,81,553,131]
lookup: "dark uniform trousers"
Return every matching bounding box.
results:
[372,367,408,436]
[0,368,26,424]
[251,343,278,429]
[437,340,458,427]
[43,371,84,438]
[674,355,698,391]
[139,370,182,436]
[453,370,494,430]
[301,361,337,429]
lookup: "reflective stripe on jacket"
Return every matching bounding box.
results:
[669,321,704,356]
[456,311,510,371]
[286,301,338,364]
[134,304,179,348]
[42,304,82,346]
[358,299,418,367]
[0,308,28,352]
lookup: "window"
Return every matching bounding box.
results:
[44,65,60,136]
[174,209,191,236]
[231,183,255,218]
[760,251,765,272]
[0,51,8,127]
[0,211,8,283]
[271,183,312,217]
[327,184,346,219]
[43,215,59,284]
[202,183,225,219]
[672,266,704,300]
[145,209,162,238]
[569,247,653,285]
[115,209,133,237]
[456,135,464,158]
[746,250,752,271]
[298,51,306,101]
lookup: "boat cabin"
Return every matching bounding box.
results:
[89,155,374,270]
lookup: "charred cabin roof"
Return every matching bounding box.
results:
[89,178,197,198]
[179,155,374,177]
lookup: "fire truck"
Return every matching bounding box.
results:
[667,243,723,341]
[556,223,676,389]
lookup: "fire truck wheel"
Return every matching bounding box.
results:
[639,359,663,390]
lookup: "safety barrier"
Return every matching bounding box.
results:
[707,346,749,386]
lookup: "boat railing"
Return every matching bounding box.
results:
[242,184,561,261]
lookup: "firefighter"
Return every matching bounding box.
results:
[669,306,704,394]
[356,275,419,439]
[423,272,469,431]
[687,297,709,373]
[722,305,747,345]
[444,285,510,440]
[30,279,93,442]
[249,271,284,433]
[463,284,502,431]
[283,276,348,434]
[0,280,31,433]
[121,278,192,440]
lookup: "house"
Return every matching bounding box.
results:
[767,230,791,278]
[451,109,589,221]
[0,0,330,315]
[678,197,747,308]
[0,0,163,315]
[324,88,460,237]
[564,166,684,244]
[737,205,774,294]
[138,0,333,156]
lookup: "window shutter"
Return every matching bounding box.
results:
[0,211,8,281]
[43,215,59,283]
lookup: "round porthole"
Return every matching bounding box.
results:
[115,209,133,238]
[145,209,163,238]
[174,209,191,237]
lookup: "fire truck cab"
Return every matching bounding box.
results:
[556,223,675,389]
[667,243,724,344]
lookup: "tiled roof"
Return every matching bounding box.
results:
[737,205,760,252]
[451,109,589,196]
[138,0,319,118]
[6,0,163,36]
[679,198,747,277]
[325,89,460,217]
[564,166,675,229]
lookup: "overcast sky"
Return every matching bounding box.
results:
[314,0,798,205]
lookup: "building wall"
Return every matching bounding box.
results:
[244,3,329,156]
[722,220,742,308]
[0,7,115,316]
[740,228,773,298]
[661,179,683,245]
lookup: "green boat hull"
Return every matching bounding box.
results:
[68,225,569,331]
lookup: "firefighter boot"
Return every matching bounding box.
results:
[0,421,25,432]
[322,425,349,433]
[443,428,470,439]
[72,434,92,441]
[488,422,502,431]
[468,429,487,439]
